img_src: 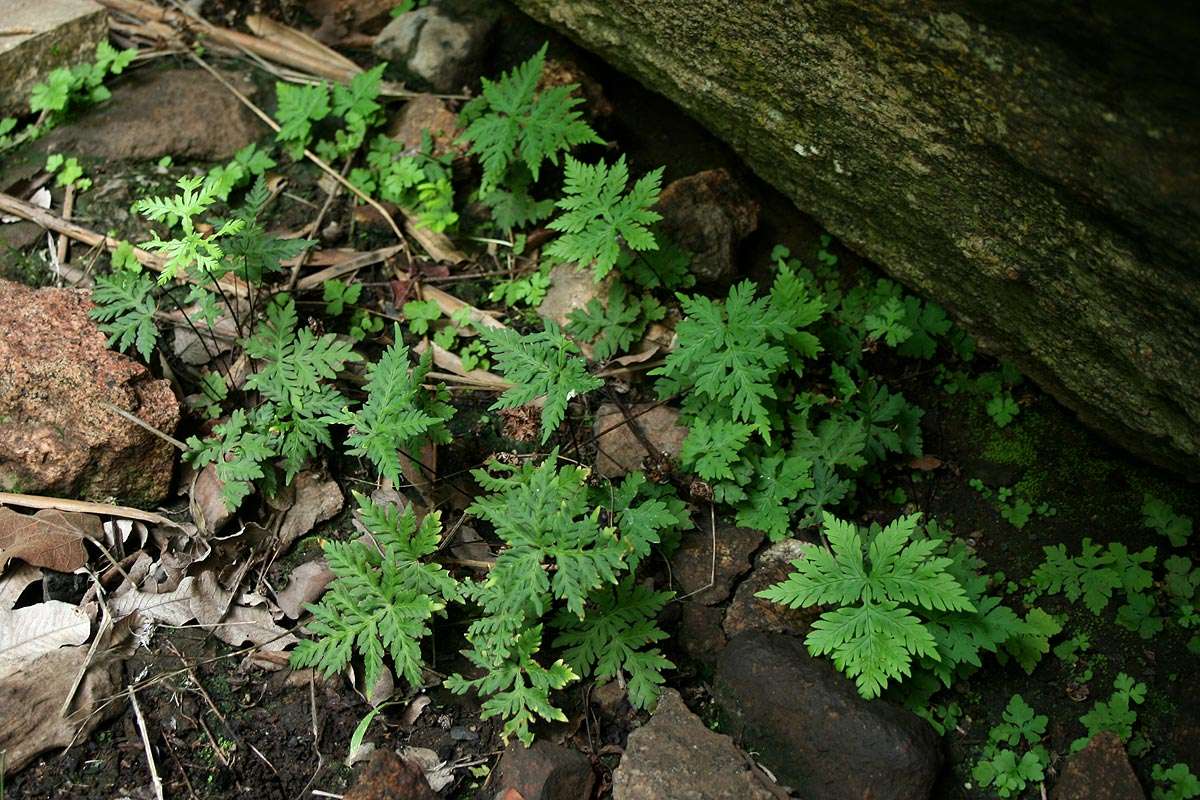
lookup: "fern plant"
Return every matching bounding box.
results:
[459,43,601,193]
[446,455,685,744]
[545,156,664,281]
[478,321,603,443]
[566,281,664,361]
[757,512,975,698]
[89,263,159,360]
[343,329,454,485]
[290,492,460,690]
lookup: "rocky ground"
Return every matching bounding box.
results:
[1,2,1197,799]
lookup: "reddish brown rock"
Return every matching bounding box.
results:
[388,94,464,157]
[1052,731,1145,800]
[655,169,759,283]
[345,749,438,800]
[593,402,687,478]
[0,279,180,505]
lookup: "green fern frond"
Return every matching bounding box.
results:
[89,267,159,360]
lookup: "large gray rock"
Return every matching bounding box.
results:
[714,631,940,799]
[373,0,498,93]
[512,0,1200,474]
[612,689,786,800]
[0,0,107,117]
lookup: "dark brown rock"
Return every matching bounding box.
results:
[345,749,438,800]
[1052,731,1145,800]
[714,631,940,799]
[494,739,595,800]
[723,539,822,638]
[678,601,726,664]
[0,279,180,505]
[612,688,786,800]
[513,0,1200,474]
[593,402,687,478]
[44,67,266,161]
[655,169,759,283]
[669,518,762,605]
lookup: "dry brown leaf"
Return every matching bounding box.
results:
[0,601,90,675]
[108,576,197,627]
[0,507,103,572]
[276,471,343,549]
[276,558,335,619]
[190,571,297,654]
[190,463,234,535]
[908,455,944,471]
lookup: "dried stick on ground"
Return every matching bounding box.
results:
[0,192,250,298]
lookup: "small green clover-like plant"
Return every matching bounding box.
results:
[354,135,459,232]
[207,142,277,201]
[1153,763,1200,800]
[30,41,136,121]
[89,262,158,360]
[757,512,974,698]
[402,299,442,335]
[1071,672,1146,752]
[458,43,601,192]
[986,392,1020,428]
[566,282,664,361]
[322,278,362,316]
[1143,494,1193,548]
[545,156,664,281]
[184,409,274,510]
[45,154,91,191]
[478,321,603,443]
[290,493,461,691]
[1030,538,1156,615]
[344,330,454,486]
[971,694,1049,798]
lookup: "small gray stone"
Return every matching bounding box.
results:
[373,1,498,94]
[612,689,785,800]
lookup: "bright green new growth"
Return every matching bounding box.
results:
[290,493,459,691]
[134,175,244,284]
[458,43,601,192]
[545,155,664,281]
[757,513,974,698]
[479,321,603,443]
[446,456,683,744]
[29,41,136,121]
[343,329,454,485]
[274,81,331,157]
